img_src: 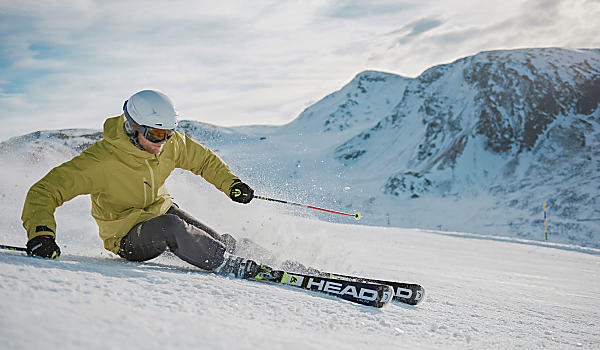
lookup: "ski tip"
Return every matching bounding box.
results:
[404,286,425,306]
[379,285,394,307]
[354,212,362,220]
[414,286,425,305]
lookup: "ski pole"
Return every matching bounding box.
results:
[0,244,27,252]
[255,195,362,220]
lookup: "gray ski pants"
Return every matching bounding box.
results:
[117,205,234,270]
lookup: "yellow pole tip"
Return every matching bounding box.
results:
[355,213,362,220]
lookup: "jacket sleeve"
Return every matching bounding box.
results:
[21,152,98,240]
[174,132,239,195]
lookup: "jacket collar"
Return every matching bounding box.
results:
[102,114,157,160]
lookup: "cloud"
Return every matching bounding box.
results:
[406,18,445,37]
[0,0,599,141]
[383,17,445,46]
[364,0,600,77]
[324,0,412,19]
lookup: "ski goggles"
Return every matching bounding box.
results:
[139,125,174,143]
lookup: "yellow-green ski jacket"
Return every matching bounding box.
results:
[21,115,239,253]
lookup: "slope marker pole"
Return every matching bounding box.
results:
[544,201,548,243]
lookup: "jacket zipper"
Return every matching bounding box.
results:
[142,180,148,208]
[144,159,156,207]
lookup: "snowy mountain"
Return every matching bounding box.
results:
[1,48,598,248]
[330,48,600,247]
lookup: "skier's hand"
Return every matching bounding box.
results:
[230,180,254,204]
[26,235,61,259]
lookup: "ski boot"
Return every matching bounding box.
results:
[214,254,260,279]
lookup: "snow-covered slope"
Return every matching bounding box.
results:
[0,143,599,348]
[2,224,599,350]
[1,138,599,349]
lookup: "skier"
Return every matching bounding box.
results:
[21,90,259,277]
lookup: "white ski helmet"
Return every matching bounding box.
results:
[124,90,178,129]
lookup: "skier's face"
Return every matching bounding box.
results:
[137,132,166,154]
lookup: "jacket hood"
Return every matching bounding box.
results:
[103,114,155,159]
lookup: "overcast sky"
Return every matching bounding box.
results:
[1,0,599,141]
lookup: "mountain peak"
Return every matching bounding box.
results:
[285,70,410,135]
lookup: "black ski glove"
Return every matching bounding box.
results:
[27,233,61,260]
[230,180,254,204]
